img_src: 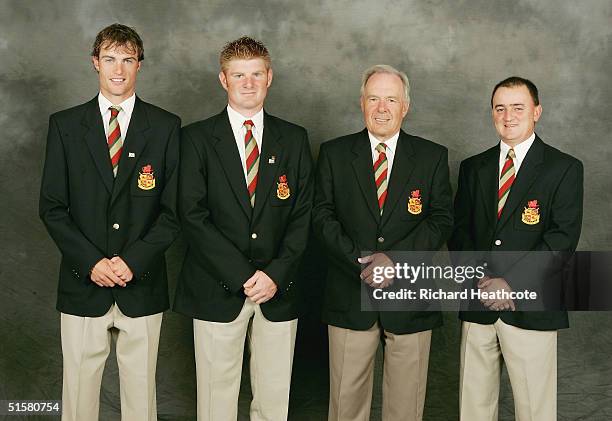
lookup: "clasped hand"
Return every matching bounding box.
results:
[243,270,278,304]
[358,253,394,288]
[90,257,133,288]
[478,276,516,311]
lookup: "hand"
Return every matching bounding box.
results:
[477,276,515,311]
[243,270,278,304]
[90,258,124,287]
[110,256,133,285]
[358,253,394,288]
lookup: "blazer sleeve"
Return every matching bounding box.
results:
[449,160,475,252]
[264,129,314,291]
[534,159,584,252]
[120,116,182,278]
[179,127,256,293]
[312,143,362,277]
[395,147,453,251]
[39,115,105,276]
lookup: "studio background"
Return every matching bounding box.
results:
[1,0,611,420]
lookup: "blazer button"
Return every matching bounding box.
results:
[251,233,258,239]
[494,239,502,246]
[377,236,385,243]
[112,223,120,230]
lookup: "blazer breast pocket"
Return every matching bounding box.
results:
[513,198,544,231]
[400,188,426,221]
[131,161,162,196]
[269,168,296,206]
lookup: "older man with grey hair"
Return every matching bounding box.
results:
[313,65,453,421]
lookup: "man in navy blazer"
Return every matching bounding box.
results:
[174,36,313,421]
[39,24,180,421]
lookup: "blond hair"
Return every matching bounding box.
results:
[219,36,271,71]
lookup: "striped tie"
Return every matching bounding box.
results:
[497,148,516,219]
[107,105,123,177]
[244,120,260,207]
[374,142,388,214]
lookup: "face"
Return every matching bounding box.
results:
[492,85,542,146]
[92,42,140,104]
[360,72,409,142]
[219,58,273,117]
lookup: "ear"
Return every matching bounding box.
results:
[533,104,542,123]
[219,71,228,91]
[136,61,141,72]
[266,68,273,88]
[92,56,100,72]
[360,96,365,113]
[402,101,410,118]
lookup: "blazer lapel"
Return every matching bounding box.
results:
[82,97,114,194]
[496,136,544,230]
[381,131,416,226]
[352,129,380,222]
[111,97,150,204]
[476,145,500,226]
[212,110,252,218]
[253,113,283,220]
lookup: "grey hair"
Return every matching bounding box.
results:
[360,64,410,103]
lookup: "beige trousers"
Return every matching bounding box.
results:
[459,319,557,421]
[328,323,432,421]
[61,304,163,421]
[193,298,298,421]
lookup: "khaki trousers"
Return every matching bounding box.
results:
[193,298,298,421]
[61,304,163,421]
[459,319,557,421]
[328,323,432,421]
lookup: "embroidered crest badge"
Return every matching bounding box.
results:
[137,164,156,190]
[521,199,540,225]
[408,189,422,215]
[276,174,291,200]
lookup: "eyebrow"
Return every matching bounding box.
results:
[100,54,137,60]
[495,103,526,107]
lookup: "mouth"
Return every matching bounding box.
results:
[374,117,390,123]
[110,78,126,83]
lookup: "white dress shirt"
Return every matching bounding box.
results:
[368,131,399,179]
[98,92,136,139]
[227,105,264,183]
[499,132,536,177]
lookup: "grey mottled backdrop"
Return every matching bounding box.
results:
[1,1,611,420]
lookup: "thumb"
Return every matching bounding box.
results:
[243,277,256,289]
[358,255,374,264]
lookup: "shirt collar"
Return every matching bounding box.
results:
[368,130,400,154]
[98,92,136,116]
[500,132,536,158]
[227,104,264,131]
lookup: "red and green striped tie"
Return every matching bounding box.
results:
[244,120,260,207]
[498,148,516,219]
[107,105,123,178]
[374,142,388,215]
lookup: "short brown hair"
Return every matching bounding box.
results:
[91,23,144,61]
[219,36,271,71]
[491,76,539,107]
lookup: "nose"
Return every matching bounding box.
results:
[244,76,254,88]
[377,99,388,113]
[503,109,513,121]
[114,61,124,75]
